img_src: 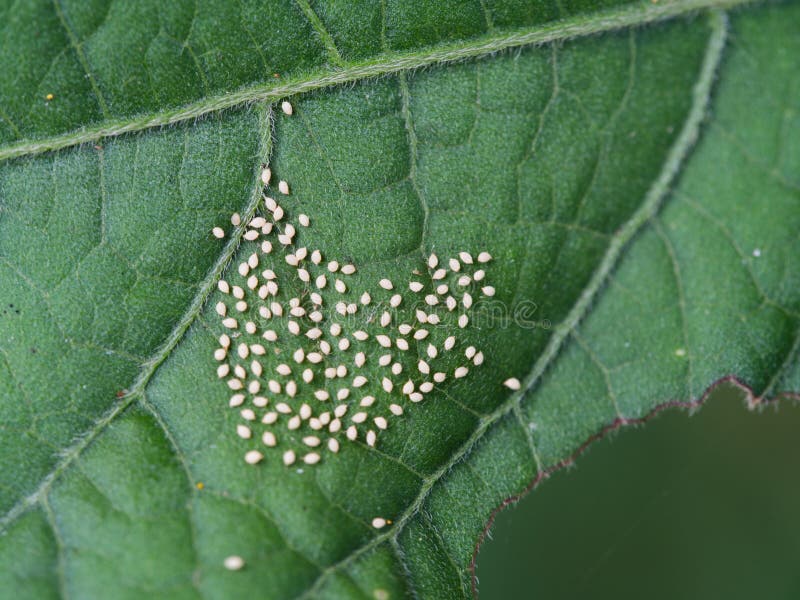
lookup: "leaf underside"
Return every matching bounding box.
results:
[0,1,798,599]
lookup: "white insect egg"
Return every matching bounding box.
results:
[243,229,260,241]
[281,100,293,115]
[477,251,492,263]
[379,278,393,290]
[473,351,484,366]
[250,217,267,229]
[261,240,273,254]
[355,352,366,367]
[402,380,414,395]
[432,269,446,280]
[314,390,330,401]
[229,394,245,408]
[433,372,446,383]
[324,367,336,379]
[231,213,242,226]
[353,330,368,341]
[337,388,350,401]
[232,286,245,299]
[302,368,314,383]
[459,251,473,264]
[436,284,449,296]
[415,309,428,324]
[253,396,268,408]
[366,430,377,447]
[303,436,321,447]
[337,364,348,377]
[328,260,339,272]
[378,354,392,367]
[382,377,393,393]
[278,180,290,195]
[270,302,283,316]
[303,453,321,465]
[390,294,402,307]
[222,317,238,329]
[287,320,301,335]
[473,269,485,281]
[236,424,252,439]
[218,279,230,294]
[287,415,301,430]
[308,352,323,363]
[346,426,358,441]
[262,431,277,447]
[458,314,469,328]
[454,366,469,378]
[341,264,356,275]
[214,348,227,361]
[261,167,272,185]
[329,418,342,433]
[409,281,424,292]
[212,226,225,239]
[245,322,257,335]
[418,360,430,374]
[376,335,391,348]
[328,438,340,453]
[276,402,292,414]
[482,286,496,297]
[465,346,477,360]
[425,294,438,306]
[427,344,438,359]
[427,313,440,325]
[224,555,245,571]
[236,300,249,312]
[380,312,391,327]
[389,403,403,416]
[244,450,263,464]
[258,305,271,318]
[293,348,305,363]
[299,403,312,420]
[360,292,371,305]
[335,404,348,418]
[264,196,278,211]
[247,380,261,395]
[396,338,409,351]
[335,302,347,316]
[278,234,292,246]
[299,214,310,227]
[269,379,282,393]
[283,450,296,466]
[285,224,296,239]
[360,395,376,407]
[446,296,457,311]
[457,275,471,287]
[219,334,231,348]
[503,377,522,390]
[217,364,230,378]
[338,338,351,351]
[419,382,434,393]
[427,254,438,268]
[311,250,322,264]
[262,411,278,424]
[409,392,423,403]
[310,293,323,307]
[391,362,402,375]
[374,416,388,430]
[273,206,285,221]
[335,279,347,293]
[398,324,412,335]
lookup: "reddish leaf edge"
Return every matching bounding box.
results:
[469,375,800,598]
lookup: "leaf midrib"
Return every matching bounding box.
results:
[0,0,754,163]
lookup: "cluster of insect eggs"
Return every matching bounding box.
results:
[211,100,518,472]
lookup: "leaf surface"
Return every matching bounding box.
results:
[0,1,798,599]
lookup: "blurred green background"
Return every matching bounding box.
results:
[477,384,800,599]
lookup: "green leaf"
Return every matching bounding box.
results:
[1,1,798,599]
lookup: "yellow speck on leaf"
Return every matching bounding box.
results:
[45,93,54,101]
